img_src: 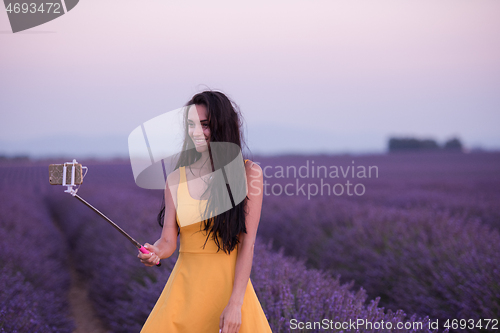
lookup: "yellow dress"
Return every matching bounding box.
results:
[140,163,273,333]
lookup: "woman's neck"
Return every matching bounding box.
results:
[192,151,213,174]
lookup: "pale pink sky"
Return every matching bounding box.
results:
[1,0,499,156]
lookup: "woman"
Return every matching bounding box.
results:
[138,91,272,333]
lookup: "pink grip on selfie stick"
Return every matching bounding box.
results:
[140,246,161,267]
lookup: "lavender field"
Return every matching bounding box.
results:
[1,151,499,332]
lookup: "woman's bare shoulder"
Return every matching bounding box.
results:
[166,168,181,185]
[244,159,262,177]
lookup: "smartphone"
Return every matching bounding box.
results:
[49,163,83,185]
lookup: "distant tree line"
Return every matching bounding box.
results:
[388,137,463,152]
[0,155,30,161]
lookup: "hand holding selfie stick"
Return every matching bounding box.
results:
[49,159,161,267]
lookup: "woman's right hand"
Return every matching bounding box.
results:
[137,243,161,267]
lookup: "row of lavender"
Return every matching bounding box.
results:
[255,152,500,326]
[0,160,442,332]
[0,185,74,332]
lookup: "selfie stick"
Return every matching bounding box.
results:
[61,159,161,267]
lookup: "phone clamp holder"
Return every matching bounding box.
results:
[62,159,88,196]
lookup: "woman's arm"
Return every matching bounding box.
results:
[220,160,264,333]
[138,171,179,266]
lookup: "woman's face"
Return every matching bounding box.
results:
[188,104,210,153]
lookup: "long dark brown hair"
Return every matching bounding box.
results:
[157,90,250,254]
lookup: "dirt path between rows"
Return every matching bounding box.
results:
[47,199,110,333]
[68,263,110,333]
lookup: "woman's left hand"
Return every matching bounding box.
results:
[219,302,242,333]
